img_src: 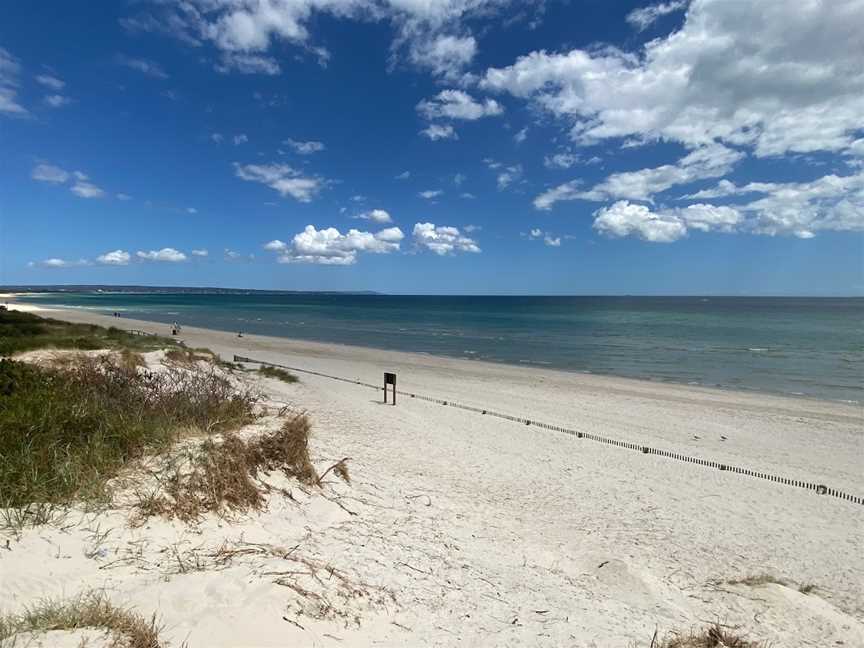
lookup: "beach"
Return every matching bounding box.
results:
[1,298,863,646]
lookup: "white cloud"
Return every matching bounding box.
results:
[136,247,188,262]
[420,123,457,141]
[216,53,281,75]
[116,193,132,201]
[233,133,248,145]
[33,257,91,268]
[460,192,476,199]
[626,0,688,31]
[535,143,743,209]
[0,47,26,115]
[395,170,411,180]
[210,133,224,143]
[463,224,481,232]
[593,201,690,243]
[117,55,168,79]
[513,127,528,144]
[413,222,480,255]
[481,0,864,157]
[32,164,69,184]
[224,248,253,262]
[544,152,579,169]
[263,239,288,251]
[496,164,522,190]
[453,173,466,186]
[191,249,209,256]
[357,209,393,224]
[284,138,325,154]
[234,162,325,202]
[408,33,477,78]
[44,94,72,108]
[96,249,131,266]
[273,225,404,265]
[417,89,503,121]
[70,177,106,199]
[186,207,198,214]
[419,189,443,199]
[527,228,561,246]
[35,74,65,90]
[684,170,864,238]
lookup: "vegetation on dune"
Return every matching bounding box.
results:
[258,365,299,383]
[0,592,165,648]
[653,624,765,648]
[136,414,322,522]
[0,356,257,511]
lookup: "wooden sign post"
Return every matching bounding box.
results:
[384,372,397,405]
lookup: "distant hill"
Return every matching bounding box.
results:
[0,285,381,296]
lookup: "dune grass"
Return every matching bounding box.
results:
[0,355,257,513]
[0,592,165,648]
[137,414,321,522]
[653,624,764,648]
[258,365,299,384]
[0,309,177,357]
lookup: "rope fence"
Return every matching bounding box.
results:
[235,354,863,507]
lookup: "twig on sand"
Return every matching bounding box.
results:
[316,457,352,486]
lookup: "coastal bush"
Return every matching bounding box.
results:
[0,592,165,648]
[137,414,322,522]
[258,365,299,383]
[0,356,257,510]
[0,310,177,356]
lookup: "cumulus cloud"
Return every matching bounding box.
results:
[418,189,443,200]
[1,48,26,115]
[395,170,411,180]
[496,164,522,190]
[417,89,503,121]
[543,152,579,170]
[136,247,188,262]
[33,164,107,198]
[408,33,477,78]
[210,133,224,143]
[593,201,690,243]
[420,123,457,141]
[70,174,106,199]
[234,162,325,202]
[117,55,169,79]
[626,0,688,31]
[535,143,743,209]
[233,133,248,145]
[284,138,325,154]
[356,209,393,224]
[481,0,864,157]
[412,222,480,255]
[96,249,131,265]
[191,249,209,256]
[270,225,404,265]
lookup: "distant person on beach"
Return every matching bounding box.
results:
[238,331,243,338]
[172,321,179,336]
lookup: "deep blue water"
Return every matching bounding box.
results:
[13,293,864,403]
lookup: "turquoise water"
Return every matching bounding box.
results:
[13,292,864,403]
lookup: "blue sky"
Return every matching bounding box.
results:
[1,0,862,295]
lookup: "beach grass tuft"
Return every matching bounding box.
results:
[136,414,320,522]
[653,623,764,647]
[0,355,257,515]
[0,309,177,357]
[258,365,299,384]
[0,591,165,648]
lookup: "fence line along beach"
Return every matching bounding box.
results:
[1,295,862,647]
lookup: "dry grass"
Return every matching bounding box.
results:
[137,414,337,522]
[726,573,816,594]
[652,624,764,648]
[0,592,165,648]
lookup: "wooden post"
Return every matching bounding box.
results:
[384,372,396,405]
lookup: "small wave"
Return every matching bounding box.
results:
[748,347,768,352]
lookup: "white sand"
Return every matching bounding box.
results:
[1,300,862,647]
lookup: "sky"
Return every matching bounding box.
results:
[1,0,862,295]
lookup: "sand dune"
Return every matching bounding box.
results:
[1,303,862,646]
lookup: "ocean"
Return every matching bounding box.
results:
[12,292,864,403]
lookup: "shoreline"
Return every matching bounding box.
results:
[4,293,861,409]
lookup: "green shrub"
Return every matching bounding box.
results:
[258,365,299,384]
